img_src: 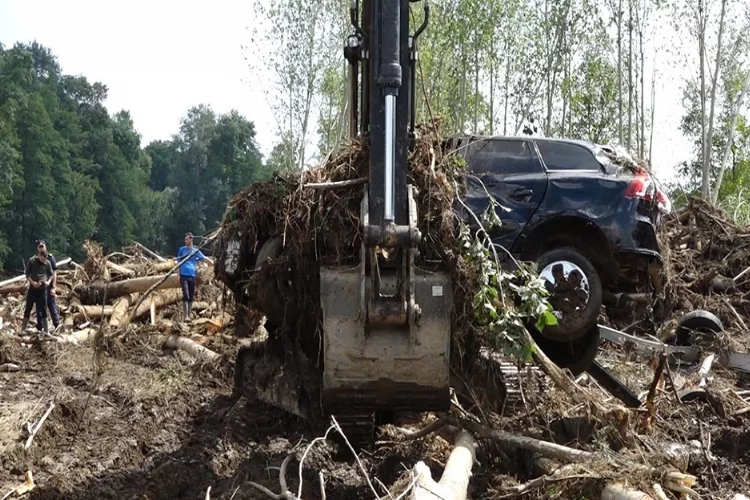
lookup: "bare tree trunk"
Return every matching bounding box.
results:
[705,0,728,200]
[489,38,495,135]
[474,46,479,132]
[698,0,708,197]
[712,73,749,204]
[503,47,511,135]
[627,0,633,151]
[618,0,624,145]
[639,6,645,158]
[649,57,657,166]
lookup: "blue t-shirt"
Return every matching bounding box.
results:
[177,246,205,277]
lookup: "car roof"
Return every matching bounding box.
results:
[452,134,598,152]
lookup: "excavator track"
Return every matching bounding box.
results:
[499,361,548,410]
[327,411,376,449]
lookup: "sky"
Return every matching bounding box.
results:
[0,0,695,184]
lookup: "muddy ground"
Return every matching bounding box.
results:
[0,333,455,500]
[2,330,749,500]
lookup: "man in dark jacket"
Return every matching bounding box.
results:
[21,249,53,333]
[36,240,61,331]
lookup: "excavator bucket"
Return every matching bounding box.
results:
[319,192,453,421]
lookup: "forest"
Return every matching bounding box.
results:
[2,0,749,272]
[0,42,271,271]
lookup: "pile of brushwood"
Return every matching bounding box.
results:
[649,197,750,349]
[212,123,750,499]
[214,121,555,415]
[0,241,232,360]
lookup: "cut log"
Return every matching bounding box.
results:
[109,293,140,327]
[601,483,654,500]
[131,289,182,319]
[411,430,478,500]
[75,267,212,304]
[56,328,97,344]
[133,241,168,262]
[105,260,136,276]
[157,334,220,362]
[71,305,114,322]
[0,283,27,296]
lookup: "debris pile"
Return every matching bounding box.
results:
[0,241,234,358]
[654,197,750,349]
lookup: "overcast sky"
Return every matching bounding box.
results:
[1,0,694,183]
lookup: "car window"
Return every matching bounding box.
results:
[465,139,541,175]
[536,141,602,171]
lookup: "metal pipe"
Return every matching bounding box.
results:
[384,94,396,221]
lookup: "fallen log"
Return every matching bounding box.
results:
[133,241,168,262]
[0,257,72,290]
[0,283,26,296]
[156,334,220,362]
[105,260,136,277]
[109,293,140,327]
[131,289,182,320]
[601,483,654,500]
[71,305,114,322]
[75,267,212,304]
[411,430,478,500]
[57,328,97,344]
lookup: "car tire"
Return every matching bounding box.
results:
[673,310,723,347]
[534,247,603,342]
[529,324,600,376]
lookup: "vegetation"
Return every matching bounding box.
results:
[0,42,271,270]
[2,0,749,268]
[248,0,750,214]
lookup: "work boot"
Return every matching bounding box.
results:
[187,301,193,321]
[183,301,189,322]
[41,318,50,334]
[20,317,29,333]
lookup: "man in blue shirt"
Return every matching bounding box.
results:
[177,232,206,321]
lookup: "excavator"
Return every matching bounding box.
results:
[231,0,453,443]
[318,0,453,439]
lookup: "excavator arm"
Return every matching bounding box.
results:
[320,0,452,442]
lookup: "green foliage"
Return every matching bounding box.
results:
[457,191,556,361]
[0,42,268,270]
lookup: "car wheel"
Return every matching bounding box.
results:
[529,324,600,375]
[535,247,603,342]
[673,310,723,347]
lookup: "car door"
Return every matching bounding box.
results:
[461,137,548,252]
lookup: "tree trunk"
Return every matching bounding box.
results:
[704,0,728,200]
[627,0,633,151]
[712,73,749,204]
[131,289,183,320]
[618,0,623,145]
[698,0,708,197]
[109,293,141,327]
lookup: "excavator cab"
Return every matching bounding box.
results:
[319,0,453,434]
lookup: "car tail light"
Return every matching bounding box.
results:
[625,171,671,214]
[625,171,655,200]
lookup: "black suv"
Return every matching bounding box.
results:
[447,135,669,372]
